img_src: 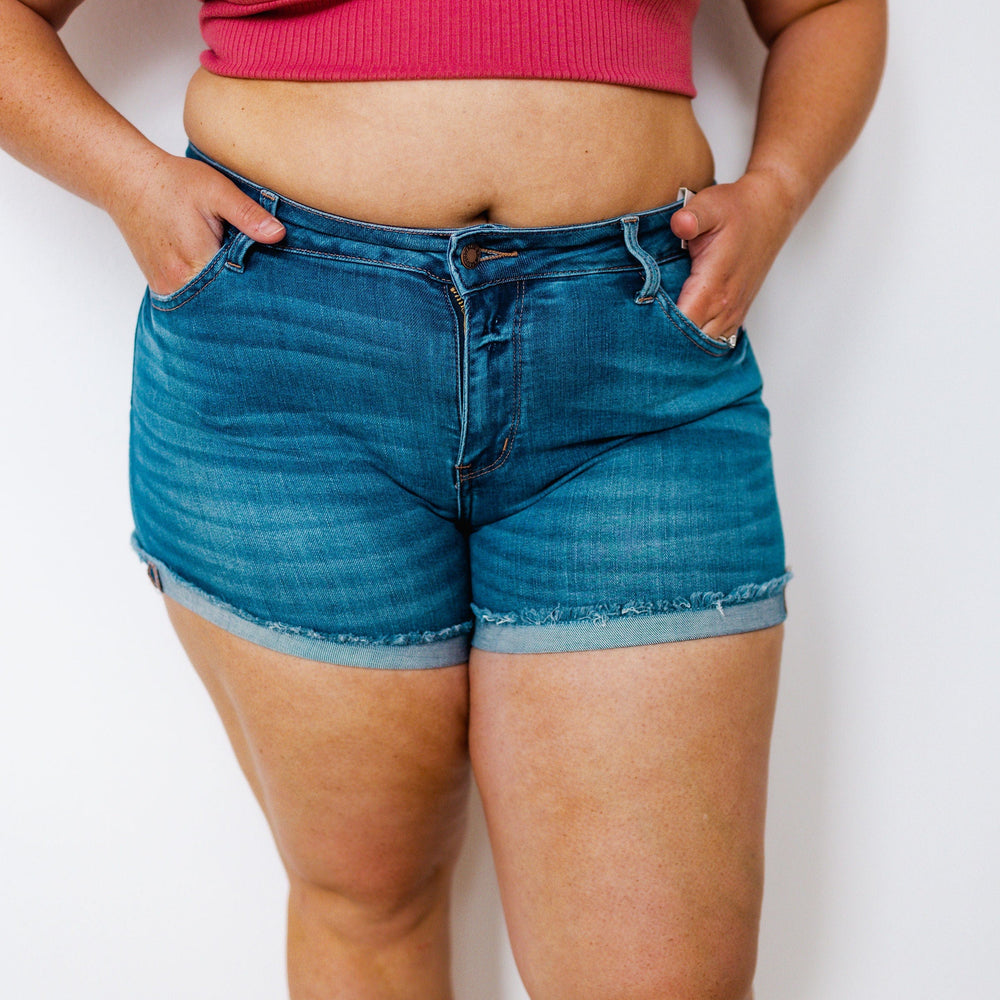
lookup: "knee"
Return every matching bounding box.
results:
[562,957,755,1000]
[627,922,758,1000]
[519,917,758,1000]
[284,843,457,946]
[604,957,754,1000]
[638,936,757,1000]
[666,945,756,1000]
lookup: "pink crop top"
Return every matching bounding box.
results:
[199,0,702,97]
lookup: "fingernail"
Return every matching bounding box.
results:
[257,217,284,237]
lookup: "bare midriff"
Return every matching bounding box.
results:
[183,68,715,229]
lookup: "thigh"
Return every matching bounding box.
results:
[165,597,472,908]
[469,626,782,1000]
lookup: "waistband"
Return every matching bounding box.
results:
[187,143,690,294]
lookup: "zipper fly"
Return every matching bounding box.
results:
[449,284,469,518]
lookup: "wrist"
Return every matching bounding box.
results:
[98,140,175,223]
[741,160,812,227]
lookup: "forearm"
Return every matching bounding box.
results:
[669,0,886,340]
[745,0,888,222]
[0,0,167,216]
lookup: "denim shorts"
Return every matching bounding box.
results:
[129,144,789,669]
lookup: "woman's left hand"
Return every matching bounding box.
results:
[669,169,802,345]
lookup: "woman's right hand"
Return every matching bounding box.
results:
[1,2,287,297]
[108,150,285,297]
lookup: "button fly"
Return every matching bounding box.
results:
[460,244,481,268]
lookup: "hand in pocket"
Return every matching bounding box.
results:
[669,171,802,344]
[107,152,286,297]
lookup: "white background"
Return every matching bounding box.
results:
[2,1,997,997]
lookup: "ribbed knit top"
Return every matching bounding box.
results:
[199,0,702,97]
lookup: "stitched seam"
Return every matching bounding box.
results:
[654,293,730,357]
[279,248,637,285]
[275,245,447,284]
[247,247,686,289]
[461,279,524,482]
[458,257,685,289]
[447,284,466,502]
[148,226,249,310]
[149,258,228,311]
[478,248,520,262]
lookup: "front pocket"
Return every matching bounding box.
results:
[149,226,242,311]
[654,289,741,357]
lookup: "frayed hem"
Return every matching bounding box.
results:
[472,572,792,628]
[131,537,473,650]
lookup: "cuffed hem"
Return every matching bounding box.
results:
[470,574,790,654]
[131,537,472,669]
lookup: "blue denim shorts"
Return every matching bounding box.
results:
[129,144,789,669]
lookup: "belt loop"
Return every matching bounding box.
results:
[259,188,279,216]
[620,216,661,304]
[225,188,281,272]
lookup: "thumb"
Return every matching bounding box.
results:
[670,190,722,244]
[670,206,702,243]
[219,186,286,244]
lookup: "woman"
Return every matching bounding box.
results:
[0,1,885,998]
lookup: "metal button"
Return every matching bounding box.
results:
[460,244,481,268]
